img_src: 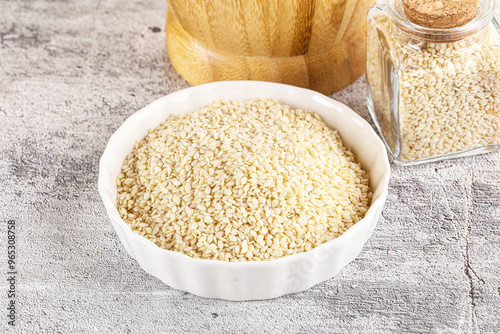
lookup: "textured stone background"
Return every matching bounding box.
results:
[0,0,499,333]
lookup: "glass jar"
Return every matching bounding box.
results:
[366,0,500,165]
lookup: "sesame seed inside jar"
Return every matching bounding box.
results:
[366,12,500,162]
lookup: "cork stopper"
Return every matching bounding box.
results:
[402,0,480,29]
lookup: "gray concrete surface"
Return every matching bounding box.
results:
[0,0,499,333]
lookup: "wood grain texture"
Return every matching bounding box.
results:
[0,0,499,333]
[165,0,375,94]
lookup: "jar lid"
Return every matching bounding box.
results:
[388,0,495,42]
[402,0,479,29]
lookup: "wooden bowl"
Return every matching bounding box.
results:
[166,0,375,95]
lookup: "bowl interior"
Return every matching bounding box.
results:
[98,81,390,262]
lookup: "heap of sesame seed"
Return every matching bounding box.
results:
[116,99,371,262]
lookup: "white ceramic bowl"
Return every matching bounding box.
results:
[98,81,390,301]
